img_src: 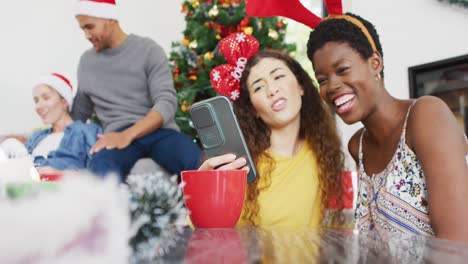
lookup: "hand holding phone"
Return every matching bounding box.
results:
[198,153,249,172]
[190,96,257,182]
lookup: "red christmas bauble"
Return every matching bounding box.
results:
[277,21,284,29]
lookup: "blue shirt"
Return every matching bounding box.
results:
[25,121,102,170]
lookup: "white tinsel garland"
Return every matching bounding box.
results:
[126,173,188,263]
[0,172,189,263]
[0,174,130,264]
[438,0,468,8]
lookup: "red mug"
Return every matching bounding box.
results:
[181,170,247,228]
[39,173,63,181]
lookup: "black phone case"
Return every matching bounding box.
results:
[190,96,257,182]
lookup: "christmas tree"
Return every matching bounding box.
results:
[170,0,296,143]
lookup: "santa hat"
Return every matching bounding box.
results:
[75,0,118,20]
[35,73,74,111]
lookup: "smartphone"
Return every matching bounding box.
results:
[190,96,257,182]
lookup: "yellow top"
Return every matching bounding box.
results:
[237,141,322,227]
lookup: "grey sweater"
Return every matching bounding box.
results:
[72,34,179,133]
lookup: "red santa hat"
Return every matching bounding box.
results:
[75,0,118,20]
[35,73,74,111]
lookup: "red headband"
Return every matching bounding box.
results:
[245,0,376,51]
[210,32,259,101]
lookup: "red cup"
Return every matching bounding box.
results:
[181,170,247,228]
[39,172,63,181]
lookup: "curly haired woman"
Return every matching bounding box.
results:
[200,49,346,228]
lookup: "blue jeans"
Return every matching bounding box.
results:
[89,128,202,182]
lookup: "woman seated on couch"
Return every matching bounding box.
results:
[0,73,101,175]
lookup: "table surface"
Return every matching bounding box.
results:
[158,227,468,264]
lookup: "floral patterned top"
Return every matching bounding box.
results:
[355,101,435,236]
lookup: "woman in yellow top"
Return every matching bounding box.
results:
[200,41,346,227]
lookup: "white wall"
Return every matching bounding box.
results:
[337,0,468,170]
[0,0,184,134]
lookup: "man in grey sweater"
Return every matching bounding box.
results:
[71,0,202,181]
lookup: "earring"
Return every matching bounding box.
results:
[374,73,381,81]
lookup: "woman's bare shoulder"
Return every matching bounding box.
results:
[407,95,466,150]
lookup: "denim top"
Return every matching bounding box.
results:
[25,121,102,170]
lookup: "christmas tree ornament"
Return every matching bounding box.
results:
[187,67,199,81]
[189,40,198,49]
[231,0,241,6]
[242,26,253,35]
[190,0,200,8]
[208,5,219,19]
[181,4,187,13]
[239,17,250,27]
[276,20,284,29]
[196,56,204,65]
[216,34,222,40]
[181,99,191,112]
[268,28,279,40]
[204,51,214,61]
[182,37,190,47]
[210,22,223,33]
[186,50,198,67]
[173,67,180,81]
[256,18,263,30]
[226,5,236,15]
[237,17,251,33]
